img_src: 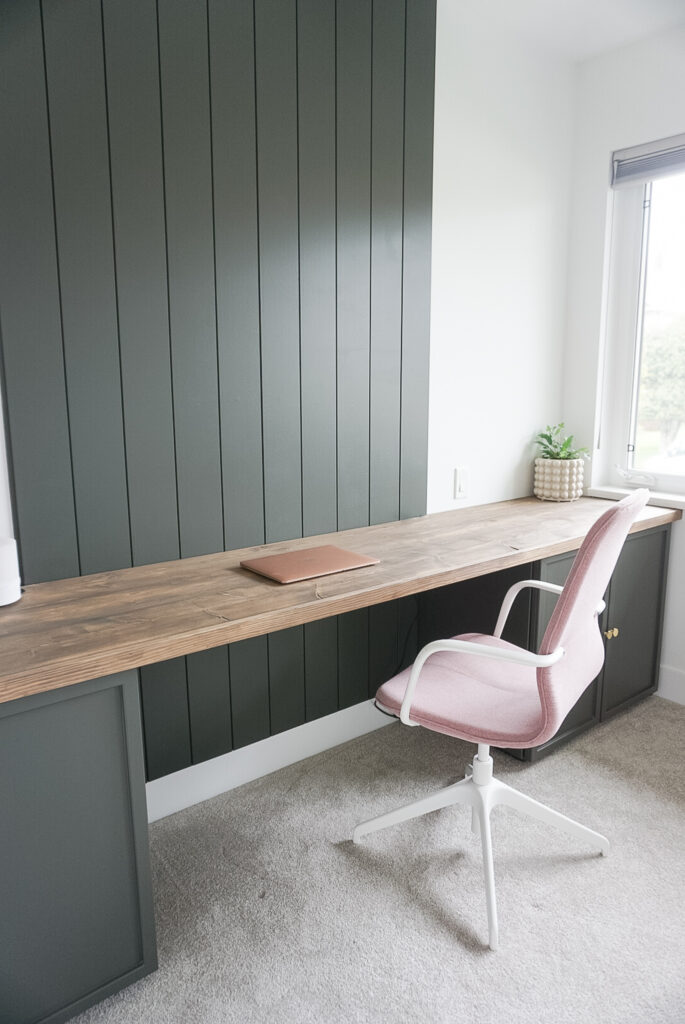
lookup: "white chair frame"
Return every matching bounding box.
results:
[353,580,609,951]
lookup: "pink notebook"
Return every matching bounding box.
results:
[240,544,380,584]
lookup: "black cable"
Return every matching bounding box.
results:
[389,595,419,678]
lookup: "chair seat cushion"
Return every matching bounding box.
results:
[375,633,544,748]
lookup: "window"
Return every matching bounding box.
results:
[630,174,685,477]
[597,134,685,497]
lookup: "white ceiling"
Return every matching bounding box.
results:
[464,0,685,62]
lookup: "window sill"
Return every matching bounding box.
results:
[587,485,685,511]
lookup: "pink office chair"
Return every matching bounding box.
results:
[353,490,650,950]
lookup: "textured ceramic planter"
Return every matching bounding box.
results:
[533,457,584,501]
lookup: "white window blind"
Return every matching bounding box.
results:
[612,132,685,188]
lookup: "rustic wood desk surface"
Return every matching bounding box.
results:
[0,496,680,705]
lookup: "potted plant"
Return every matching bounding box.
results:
[533,423,589,501]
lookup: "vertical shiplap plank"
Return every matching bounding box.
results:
[139,657,191,780]
[158,0,223,559]
[268,624,304,736]
[101,0,179,567]
[230,637,270,749]
[336,0,372,531]
[42,0,131,575]
[368,600,400,697]
[298,0,337,538]
[368,598,400,699]
[370,0,405,527]
[335,0,373,709]
[338,609,370,709]
[208,0,268,755]
[0,0,79,584]
[209,0,264,551]
[400,0,436,519]
[367,0,406,693]
[254,0,302,544]
[304,617,338,722]
[270,626,305,741]
[397,594,419,670]
[158,0,225,771]
[268,630,306,735]
[297,0,339,720]
[227,635,269,748]
[255,0,305,733]
[187,647,232,762]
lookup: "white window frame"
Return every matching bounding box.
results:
[594,170,685,499]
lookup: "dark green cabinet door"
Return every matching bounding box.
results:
[0,671,156,1024]
[529,549,602,759]
[600,525,670,718]
[522,523,671,761]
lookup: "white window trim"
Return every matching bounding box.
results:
[593,178,685,499]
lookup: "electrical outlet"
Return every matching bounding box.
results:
[453,466,470,499]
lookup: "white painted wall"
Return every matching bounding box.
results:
[563,26,685,703]
[427,1,576,512]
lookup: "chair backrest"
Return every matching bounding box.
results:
[535,490,650,745]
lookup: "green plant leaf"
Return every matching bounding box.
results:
[534,422,588,460]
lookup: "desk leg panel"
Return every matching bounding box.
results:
[0,670,157,1024]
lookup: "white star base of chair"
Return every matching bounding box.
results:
[352,747,609,951]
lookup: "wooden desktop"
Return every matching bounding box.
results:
[0,496,678,705]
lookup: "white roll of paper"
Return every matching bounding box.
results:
[0,537,21,605]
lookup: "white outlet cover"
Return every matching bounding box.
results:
[453,466,470,499]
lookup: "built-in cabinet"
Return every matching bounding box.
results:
[516,522,671,761]
[597,524,670,718]
[418,524,671,762]
[0,671,156,1024]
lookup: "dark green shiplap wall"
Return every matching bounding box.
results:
[0,0,436,780]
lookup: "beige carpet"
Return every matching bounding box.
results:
[75,696,685,1024]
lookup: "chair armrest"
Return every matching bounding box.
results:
[494,579,606,638]
[494,580,563,638]
[399,638,565,727]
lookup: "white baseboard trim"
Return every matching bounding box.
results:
[146,699,393,822]
[657,663,685,705]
